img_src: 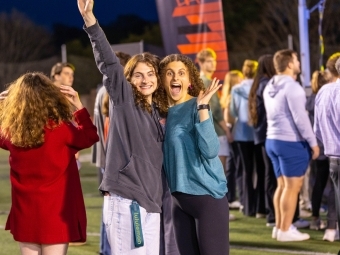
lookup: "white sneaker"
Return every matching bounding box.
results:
[256,213,266,219]
[272,226,278,239]
[266,222,276,227]
[323,229,339,242]
[229,214,236,221]
[277,225,310,242]
[229,200,241,209]
[299,209,312,218]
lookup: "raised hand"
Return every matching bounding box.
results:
[197,78,222,106]
[77,0,96,27]
[60,85,84,110]
[78,0,93,15]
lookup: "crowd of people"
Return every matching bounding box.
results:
[1,0,340,254]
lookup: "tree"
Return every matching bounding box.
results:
[103,15,155,44]
[226,0,340,70]
[53,23,89,48]
[121,24,163,46]
[222,0,263,51]
[0,10,55,63]
[66,40,94,58]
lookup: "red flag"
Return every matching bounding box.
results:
[156,0,229,80]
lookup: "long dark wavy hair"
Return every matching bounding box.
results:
[124,52,169,115]
[159,54,205,98]
[0,72,73,147]
[248,55,276,126]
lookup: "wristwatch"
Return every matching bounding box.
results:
[197,104,210,111]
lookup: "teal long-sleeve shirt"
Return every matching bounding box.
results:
[163,98,228,199]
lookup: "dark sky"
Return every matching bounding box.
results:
[0,0,159,29]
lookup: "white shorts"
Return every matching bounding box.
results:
[103,193,160,254]
[218,136,230,157]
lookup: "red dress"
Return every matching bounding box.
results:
[0,108,99,244]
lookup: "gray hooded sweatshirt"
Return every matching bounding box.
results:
[85,23,165,213]
[263,74,317,148]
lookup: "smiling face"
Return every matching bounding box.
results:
[162,61,192,106]
[130,62,158,104]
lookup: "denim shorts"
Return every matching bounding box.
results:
[265,139,311,178]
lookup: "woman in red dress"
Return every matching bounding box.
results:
[0,72,99,255]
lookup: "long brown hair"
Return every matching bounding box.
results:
[248,55,276,126]
[311,70,327,94]
[124,52,168,115]
[159,54,205,97]
[220,70,243,109]
[0,72,73,147]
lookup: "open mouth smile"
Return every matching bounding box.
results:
[139,85,153,90]
[170,83,182,95]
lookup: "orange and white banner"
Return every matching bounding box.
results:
[156,0,229,80]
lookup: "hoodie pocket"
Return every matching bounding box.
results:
[118,154,162,200]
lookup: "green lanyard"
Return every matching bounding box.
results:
[130,200,144,247]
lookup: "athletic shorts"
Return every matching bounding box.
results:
[218,136,230,157]
[265,139,311,178]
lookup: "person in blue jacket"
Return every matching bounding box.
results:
[160,54,229,255]
[230,59,258,216]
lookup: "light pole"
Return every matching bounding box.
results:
[298,0,311,87]
[298,0,326,87]
[61,44,67,63]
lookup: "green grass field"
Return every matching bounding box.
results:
[0,148,339,255]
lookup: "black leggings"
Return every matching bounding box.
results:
[259,143,277,223]
[311,159,337,228]
[172,192,229,255]
[236,141,256,216]
[311,159,330,217]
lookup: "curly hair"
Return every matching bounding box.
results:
[124,53,168,116]
[0,72,73,147]
[159,54,205,98]
[248,55,276,126]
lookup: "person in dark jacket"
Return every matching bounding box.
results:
[92,51,131,255]
[248,54,276,224]
[78,1,172,254]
